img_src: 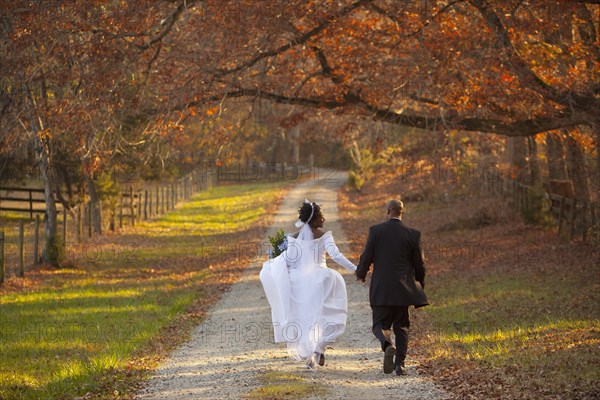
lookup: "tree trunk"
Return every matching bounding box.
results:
[527,135,541,186]
[546,131,568,180]
[565,131,591,203]
[35,134,61,267]
[86,176,102,234]
[27,76,62,266]
[595,122,600,204]
[595,122,599,253]
[290,126,300,165]
[508,137,527,183]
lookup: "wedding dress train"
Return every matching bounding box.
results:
[260,230,356,361]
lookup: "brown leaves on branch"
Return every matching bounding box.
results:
[2,0,599,168]
[121,0,598,143]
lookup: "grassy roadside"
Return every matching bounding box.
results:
[338,171,600,400]
[0,180,291,399]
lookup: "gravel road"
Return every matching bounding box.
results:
[136,171,450,399]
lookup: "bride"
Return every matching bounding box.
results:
[260,199,357,369]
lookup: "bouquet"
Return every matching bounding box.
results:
[267,228,288,259]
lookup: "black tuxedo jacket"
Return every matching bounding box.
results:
[356,219,428,307]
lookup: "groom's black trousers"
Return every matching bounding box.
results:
[371,305,409,364]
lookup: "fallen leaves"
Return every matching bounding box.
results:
[338,162,600,400]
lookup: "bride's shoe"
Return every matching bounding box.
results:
[306,353,318,371]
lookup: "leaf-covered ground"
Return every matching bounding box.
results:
[338,168,600,400]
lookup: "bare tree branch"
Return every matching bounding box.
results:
[467,0,599,115]
[137,0,203,50]
[214,0,373,77]
[311,46,343,84]
[91,0,202,50]
[168,87,587,137]
[368,0,466,38]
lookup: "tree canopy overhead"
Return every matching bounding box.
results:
[136,0,599,138]
[1,1,599,265]
[2,1,598,142]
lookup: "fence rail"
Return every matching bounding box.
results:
[0,169,218,284]
[485,176,599,244]
[0,164,295,284]
[0,187,69,219]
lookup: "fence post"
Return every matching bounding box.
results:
[63,208,68,243]
[144,190,148,220]
[34,215,40,263]
[0,231,4,284]
[171,184,175,209]
[591,203,598,245]
[110,203,116,232]
[582,202,588,242]
[137,191,142,220]
[129,186,135,227]
[29,191,33,220]
[77,205,83,242]
[175,180,179,204]
[190,172,195,194]
[557,196,565,237]
[18,221,24,277]
[156,186,159,215]
[512,180,517,210]
[164,186,168,211]
[568,199,577,240]
[119,194,124,229]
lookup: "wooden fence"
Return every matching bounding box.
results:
[0,218,41,285]
[0,164,292,284]
[483,176,599,244]
[0,187,67,219]
[113,170,211,229]
[0,169,216,284]
[0,162,298,285]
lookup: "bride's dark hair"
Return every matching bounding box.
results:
[298,202,322,226]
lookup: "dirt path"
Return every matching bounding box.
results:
[136,172,450,399]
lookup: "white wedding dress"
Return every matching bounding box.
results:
[260,226,356,361]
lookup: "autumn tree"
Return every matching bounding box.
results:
[2,0,599,263]
[134,0,598,198]
[0,1,173,264]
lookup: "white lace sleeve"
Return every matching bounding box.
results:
[323,232,357,272]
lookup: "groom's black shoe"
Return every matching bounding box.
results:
[383,345,395,374]
[395,363,407,376]
[318,353,325,366]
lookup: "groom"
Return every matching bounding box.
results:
[356,199,428,375]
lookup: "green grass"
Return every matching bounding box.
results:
[0,211,33,221]
[244,370,328,399]
[0,181,288,399]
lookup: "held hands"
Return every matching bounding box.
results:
[355,269,366,282]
